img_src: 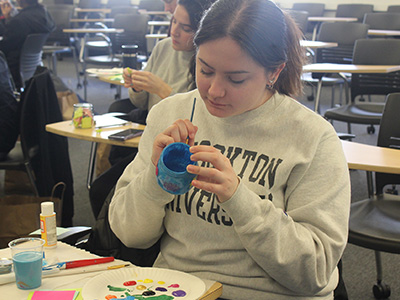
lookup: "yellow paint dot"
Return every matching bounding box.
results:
[137,285,147,290]
[143,278,153,283]
[158,281,165,285]
[138,280,143,282]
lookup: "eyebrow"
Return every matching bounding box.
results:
[198,57,250,74]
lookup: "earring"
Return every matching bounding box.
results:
[266,79,274,89]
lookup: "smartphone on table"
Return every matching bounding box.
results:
[108,128,143,141]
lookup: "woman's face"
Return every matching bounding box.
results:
[170,5,195,52]
[196,37,277,118]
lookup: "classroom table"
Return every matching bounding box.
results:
[0,241,223,300]
[69,18,115,23]
[300,40,338,49]
[307,17,358,41]
[74,7,112,14]
[46,120,143,189]
[302,63,400,113]
[368,29,400,37]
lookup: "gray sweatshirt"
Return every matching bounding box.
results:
[110,89,350,300]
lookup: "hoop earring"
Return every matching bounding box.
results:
[266,79,274,89]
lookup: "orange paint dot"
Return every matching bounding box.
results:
[105,295,117,300]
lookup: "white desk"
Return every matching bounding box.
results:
[0,242,222,300]
[368,29,400,37]
[303,63,400,113]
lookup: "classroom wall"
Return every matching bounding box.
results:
[276,0,400,12]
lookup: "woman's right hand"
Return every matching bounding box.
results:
[151,119,198,167]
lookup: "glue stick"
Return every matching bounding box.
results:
[40,202,57,248]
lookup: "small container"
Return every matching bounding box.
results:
[72,103,94,129]
[122,44,140,70]
[0,258,12,274]
[40,202,57,249]
[156,142,198,195]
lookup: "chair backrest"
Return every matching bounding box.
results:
[351,39,400,101]
[316,22,369,64]
[387,5,400,13]
[138,0,164,11]
[20,33,49,84]
[78,0,101,8]
[292,3,325,16]
[46,5,74,45]
[287,9,309,34]
[106,0,132,8]
[335,4,374,22]
[110,6,138,17]
[363,12,400,30]
[112,13,150,55]
[374,93,400,193]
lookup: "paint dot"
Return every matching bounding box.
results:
[156,287,168,292]
[143,278,153,283]
[107,285,127,292]
[172,290,187,297]
[123,281,137,286]
[158,281,165,284]
[168,284,179,288]
[142,290,156,296]
[136,285,147,290]
[105,295,117,300]
[138,279,143,282]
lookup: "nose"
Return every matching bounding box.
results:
[208,76,226,99]
[170,22,180,37]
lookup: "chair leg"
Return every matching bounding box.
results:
[25,162,39,196]
[372,251,391,299]
[71,46,82,88]
[347,123,352,134]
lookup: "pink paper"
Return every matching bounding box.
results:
[31,290,77,300]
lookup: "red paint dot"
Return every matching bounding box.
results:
[123,280,137,286]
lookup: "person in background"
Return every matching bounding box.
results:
[106,0,215,165]
[109,0,351,299]
[0,0,55,89]
[162,0,177,13]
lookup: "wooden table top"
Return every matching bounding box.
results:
[303,63,400,74]
[63,28,124,34]
[342,140,400,174]
[46,120,144,147]
[74,7,111,13]
[146,33,168,39]
[368,29,400,36]
[300,40,338,48]
[308,16,358,22]
[69,18,115,23]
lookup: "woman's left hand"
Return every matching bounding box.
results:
[129,70,172,99]
[187,145,239,203]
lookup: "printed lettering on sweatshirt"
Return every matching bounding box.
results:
[166,140,283,226]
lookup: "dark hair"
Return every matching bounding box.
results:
[193,0,306,97]
[177,0,217,89]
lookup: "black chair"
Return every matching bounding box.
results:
[303,22,369,110]
[109,5,138,17]
[105,0,132,8]
[335,4,374,23]
[363,12,400,30]
[286,9,309,34]
[387,5,400,13]
[138,0,164,11]
[291,3,325,37]
[44,5,81,87]
[324,39,400,134]
[19,33,49,88]
[347,92,400,299]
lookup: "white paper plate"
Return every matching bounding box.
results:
[86,68,123,76]
[82,267,206,300]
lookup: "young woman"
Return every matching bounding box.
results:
[120,0,214,115]
[110,0,350,299]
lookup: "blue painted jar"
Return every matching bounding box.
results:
[156,142,198,195]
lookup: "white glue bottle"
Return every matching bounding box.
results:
[40,202,57,248]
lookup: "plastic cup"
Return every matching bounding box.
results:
[72,103,94,129]
[8,238,45,290]
[157,142,198,195]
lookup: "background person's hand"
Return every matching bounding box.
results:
[187,145,240,203]
[129,70,172,99]
[151,119,197,166]
[123,67,142,91]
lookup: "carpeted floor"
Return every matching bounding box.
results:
[1,55,399,300]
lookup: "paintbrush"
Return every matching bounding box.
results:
[186,97,196,144]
